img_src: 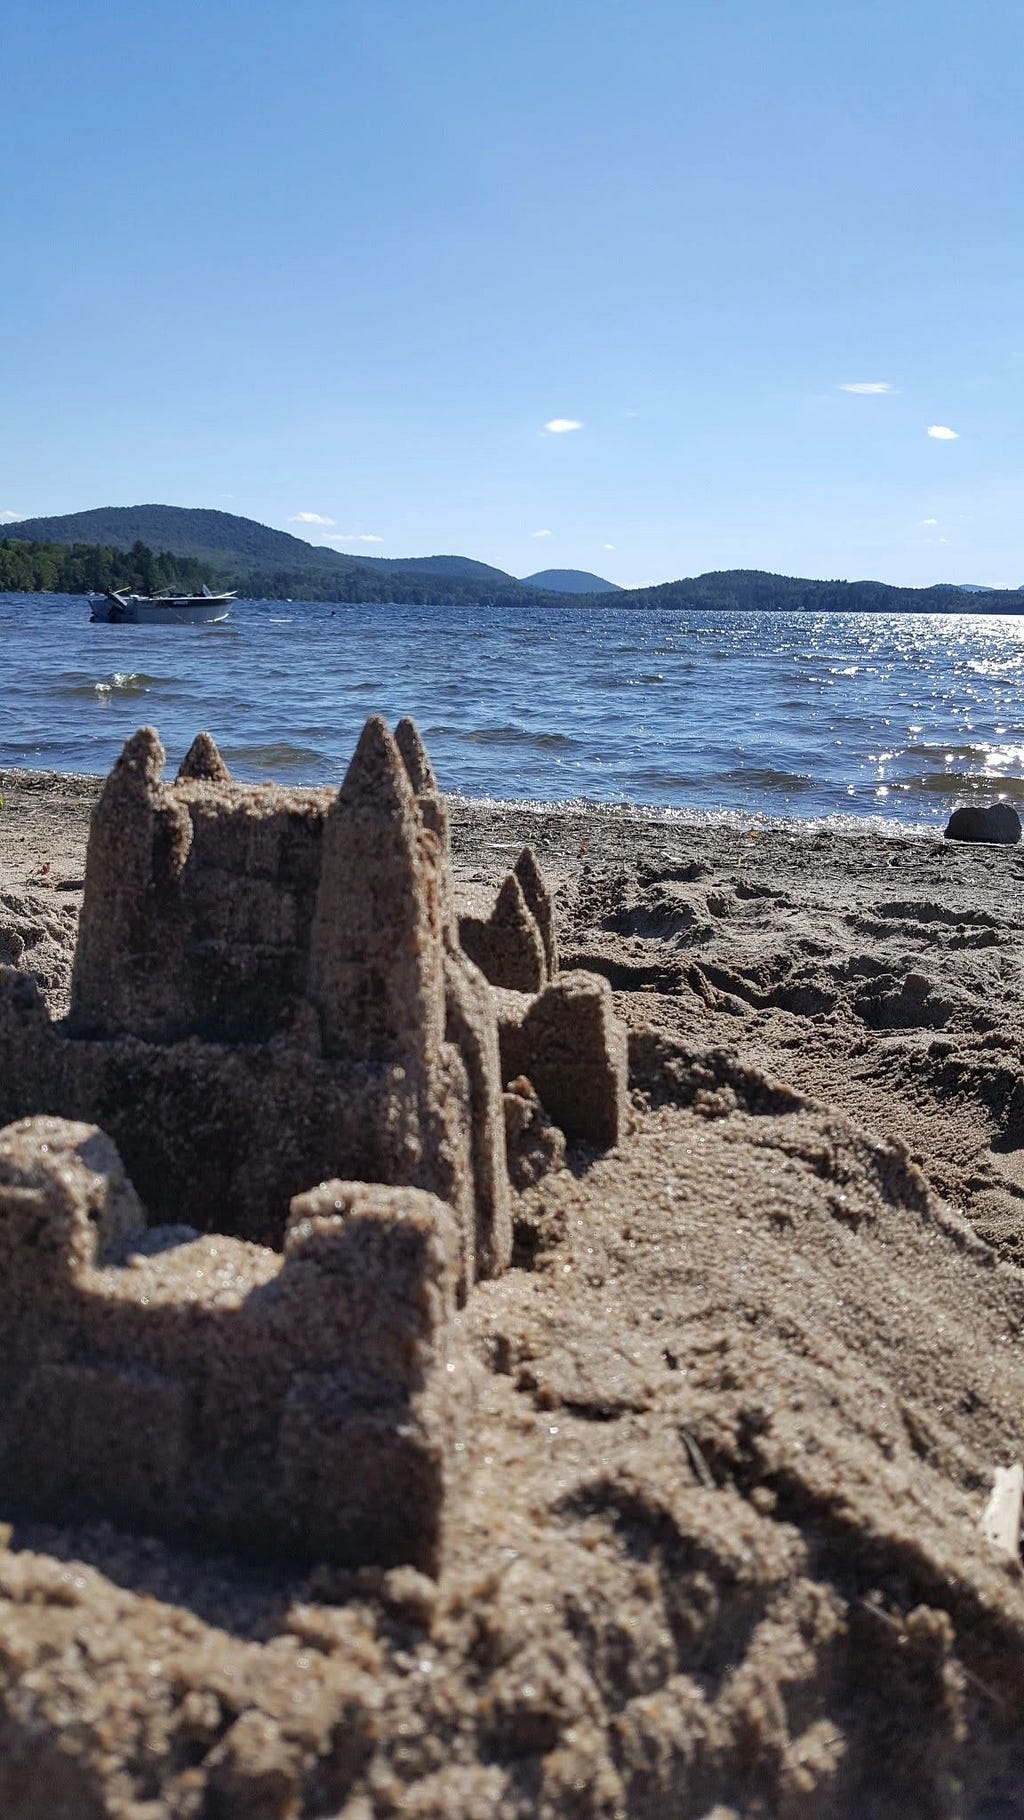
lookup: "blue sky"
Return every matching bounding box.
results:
[2,0,1022,587]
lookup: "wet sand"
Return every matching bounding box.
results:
[2,767,1024,1817]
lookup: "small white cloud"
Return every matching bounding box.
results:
[321,531,384,544]
[543,418,582,434]
[603,542,615,550]
[624,410,640,418]
[289,511,335,525]
[0,509,21,523]
[919,517,939,526]
[530,528,553,538]
[927,425,959,440]
[838,381,895,395]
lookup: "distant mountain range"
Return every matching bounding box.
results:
[3,505,1023,613]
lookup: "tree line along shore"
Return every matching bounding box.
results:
[0,538,215,601]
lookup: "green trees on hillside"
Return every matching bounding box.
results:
[0,536,541,605]
[0,539,216,596]
[621,571,1024,613]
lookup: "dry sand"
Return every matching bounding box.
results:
[2,767,1024,1817]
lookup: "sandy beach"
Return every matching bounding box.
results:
[2,763,1024,1816]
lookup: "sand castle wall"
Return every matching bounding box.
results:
[0,1120,468,1570]
[496,970,628,1149]
[0,715,627,1568]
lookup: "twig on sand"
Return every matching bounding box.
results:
[679,1426,716,1489]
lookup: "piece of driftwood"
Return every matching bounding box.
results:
[980,1462,1024,1559]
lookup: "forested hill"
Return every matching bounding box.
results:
[1,506,547,605]
[617,570,1024,614]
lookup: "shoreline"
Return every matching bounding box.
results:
[0,760,951,858]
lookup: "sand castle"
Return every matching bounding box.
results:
[0,717,626,1569]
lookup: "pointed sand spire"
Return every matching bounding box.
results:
[514,845,557,979]
[459,873,547,993]
[337,715,416,818]
[177,732,231,785]
[396,717,452,922]
[310,716,446,1064]
[444,948,513,1282]
[109,726,166,796]
[70,726,193,1038]
[395,717,438,796]
[493,873,546,972]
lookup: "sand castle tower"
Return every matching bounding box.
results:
[310,716,447,1068]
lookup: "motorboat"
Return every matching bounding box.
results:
[90,585,236,625]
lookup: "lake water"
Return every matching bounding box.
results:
[3,592,1024,828]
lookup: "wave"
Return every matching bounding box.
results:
[903,740,1024,765]
[56,671,167,700]
[220,742,327,771]
[715,767,815,792]
[902,771,1024,800]
[585,670,676,689]
[459,726,581,751]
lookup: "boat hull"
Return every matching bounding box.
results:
[91,598,233,625]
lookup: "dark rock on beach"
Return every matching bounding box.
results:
[944,801,1022,844]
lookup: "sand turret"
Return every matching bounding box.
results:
[456,846,559,995]
[69,726,193,1040]
[515,845,558,977]
[177,730,232,784]
[396,714,454,926]
[459,872,548,993]
[395,714,440,807]
[391,722,514,1275]
[310,717,446,1070]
